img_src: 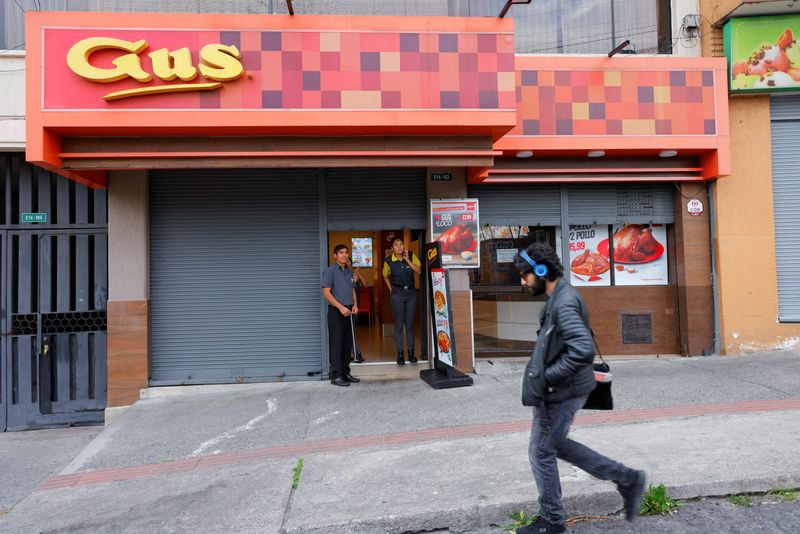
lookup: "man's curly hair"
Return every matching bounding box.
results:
[513,242,564,281]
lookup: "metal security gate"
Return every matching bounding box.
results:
[467,183,562,226]
[468,183,674,226]
[149,170,324,384]
[770,96,800,322]
[1,155,107,431]
[325,168,426,230]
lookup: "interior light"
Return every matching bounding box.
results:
[587,150,605,158]
[659,150,678,158]
[516,150,534,158]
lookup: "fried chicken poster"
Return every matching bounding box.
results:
[568,225,612,286]
[610,224,668,286]
[430,199,480,268]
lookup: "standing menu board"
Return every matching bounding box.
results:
[421,241,473,389]
[430,268,455,367]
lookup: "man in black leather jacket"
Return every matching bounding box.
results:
[514,242,646,534]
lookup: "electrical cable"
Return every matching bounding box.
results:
[673,182,707,200]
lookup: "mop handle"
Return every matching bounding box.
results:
[349,311,358,353]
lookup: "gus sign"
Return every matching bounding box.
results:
[66,37,244,101]
[41,28,254,110]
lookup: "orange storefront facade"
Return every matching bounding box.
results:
[26,10,730,407]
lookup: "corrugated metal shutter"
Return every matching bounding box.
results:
[770,96,800,322]
[567,184,674,225]
[325,168,426,230]
[467,184,561,226]
[149,169,323,383]
[467,183,672,226]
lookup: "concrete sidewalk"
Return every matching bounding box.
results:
[1,351,799,533]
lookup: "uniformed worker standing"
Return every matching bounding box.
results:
[382,238,421,365]
[322,244,360,387]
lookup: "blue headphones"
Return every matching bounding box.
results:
[519,250,549,278]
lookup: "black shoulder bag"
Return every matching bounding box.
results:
[582,331,613,410]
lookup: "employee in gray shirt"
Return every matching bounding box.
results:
[321,244,360,387]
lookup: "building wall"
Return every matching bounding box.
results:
[701,0,800,352]
[672,0,702,57]
[107,170,150,406]
[713,97,800,352]
[0,53,25,150]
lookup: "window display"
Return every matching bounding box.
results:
[470,226,555,286]
[351,237,373,267]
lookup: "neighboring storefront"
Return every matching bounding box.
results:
[25,9,730,408]
[470,54,729,357]
[701,3,800,353]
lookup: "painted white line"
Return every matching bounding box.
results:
[310,411,340,426]
[190,398,277,458]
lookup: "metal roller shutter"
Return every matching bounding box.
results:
[770,96,800,322]
[325,168,426,230]
[566,184,674,225]
[149,169,324,383]
[467,184,561,226]
[467,183,673,226]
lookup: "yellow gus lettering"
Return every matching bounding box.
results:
[148,47,198,82]
[66,37,152,83]
[66,37,245,101]
[198,44,244,82]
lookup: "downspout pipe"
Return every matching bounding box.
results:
[708,181,721,355]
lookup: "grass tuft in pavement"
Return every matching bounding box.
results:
[291,458,304,490]
[503,510,536,532]
[640,483,680,516]
[728,494,754,507]
[766,488,799,502]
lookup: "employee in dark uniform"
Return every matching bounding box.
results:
[322,244,360,386]
[382,237,421,365]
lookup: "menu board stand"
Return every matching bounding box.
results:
[420,242,474,390]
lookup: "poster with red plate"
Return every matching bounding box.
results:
[568,225,611,287]
[430,199,480,268]
[608,224,668,286]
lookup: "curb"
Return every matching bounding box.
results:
[281,475,800,533]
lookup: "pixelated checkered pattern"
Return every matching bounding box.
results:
[511,69,717,136]
[209,30,516,110]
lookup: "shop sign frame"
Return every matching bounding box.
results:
[429,198,480,269]
[725,14,800,94]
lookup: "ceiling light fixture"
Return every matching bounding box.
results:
[516,150,534,158]
[659,150,678,158]
[587,150,605,158]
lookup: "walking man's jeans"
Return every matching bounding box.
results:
[390,288,416,352]
[530,395,635,526]
[327,307,353,379]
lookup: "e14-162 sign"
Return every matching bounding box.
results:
[21,213,47,223]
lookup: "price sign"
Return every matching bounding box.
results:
[568,224,611,287]
[430,199,479,268]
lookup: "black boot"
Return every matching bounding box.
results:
[407,350,417,363]
[396,351,405,365]
[618,470,646,522]
[354,352,365,363]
